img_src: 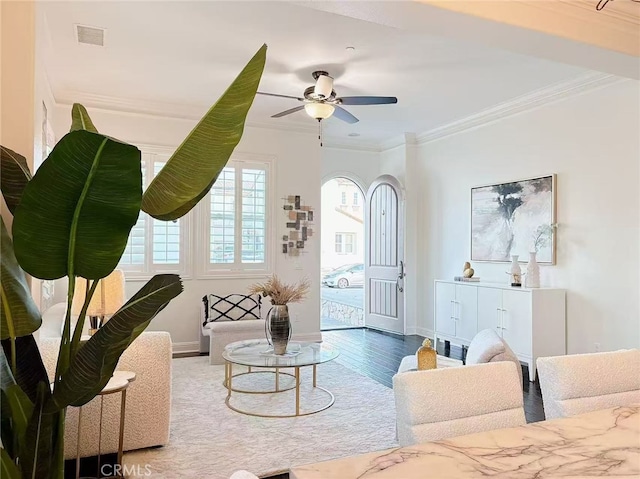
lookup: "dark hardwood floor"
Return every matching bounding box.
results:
[263,327,545,479]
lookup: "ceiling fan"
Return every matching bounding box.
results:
[257,70,398,124]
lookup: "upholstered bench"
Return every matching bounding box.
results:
[200,293,266,365]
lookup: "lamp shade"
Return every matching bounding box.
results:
[72,270,125,317]
[313,74,333,99]
[304,102,335,120]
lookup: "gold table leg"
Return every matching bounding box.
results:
[313,364,317,388]
[76,406,82,479]
[295,367,301,416]
[275,367,280,392]
[97,396,104,478]
[117,389,127,468]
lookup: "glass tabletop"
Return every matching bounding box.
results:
[222,339,339,368]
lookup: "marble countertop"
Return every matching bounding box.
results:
[290,405,640,478]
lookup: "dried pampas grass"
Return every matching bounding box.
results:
[248,275,310,305]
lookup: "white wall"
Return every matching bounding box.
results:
[416,80,640,353]
[321,147,381,192]
[52,106,321,351]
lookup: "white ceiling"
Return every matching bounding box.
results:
[41,1,592,145]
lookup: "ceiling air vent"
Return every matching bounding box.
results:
[75,24,105,47]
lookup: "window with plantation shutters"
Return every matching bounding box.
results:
[119,153,190,275]
[203,159,270,274]
[119,151,270,279]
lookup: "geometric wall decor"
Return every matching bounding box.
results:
[282,195,314,256]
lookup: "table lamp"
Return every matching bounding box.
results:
[72,270,125,335]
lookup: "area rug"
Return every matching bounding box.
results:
[123,357,400,478]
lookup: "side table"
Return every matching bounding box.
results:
[76,371,136,479]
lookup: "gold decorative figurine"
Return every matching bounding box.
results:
[417,338,437,370]
[463,261,475,278]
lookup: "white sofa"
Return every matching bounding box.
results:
[537,349,640,419]
[38,331,172,459]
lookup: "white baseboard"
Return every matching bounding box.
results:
[414,327,434,339]
[172,341,200,354]
[292,332,323,343]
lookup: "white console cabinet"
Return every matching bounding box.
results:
[434,280,566,382]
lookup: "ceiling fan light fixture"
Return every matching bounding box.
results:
[314,74,334,99]
[305,102,335,120]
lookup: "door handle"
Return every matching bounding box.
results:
[501,308,507,331]
[396,261,405,293]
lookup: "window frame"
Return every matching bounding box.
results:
[197,155,274,278]
[335,232,356,255]
[118,150,192,279]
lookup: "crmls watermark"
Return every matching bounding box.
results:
[99,464,152,477]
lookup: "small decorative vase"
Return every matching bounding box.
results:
[417,338,437,370]
[510,255,522,286]
[267,304,291,355]
[525,252,540,288]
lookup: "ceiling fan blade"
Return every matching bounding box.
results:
[338,96,398,106]
[271,105,305,118]
[258,91,305,102]
[333,105,359,124]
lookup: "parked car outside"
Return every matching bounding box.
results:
[322,263,364,288]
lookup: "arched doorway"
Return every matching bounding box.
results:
[320,177,365,330]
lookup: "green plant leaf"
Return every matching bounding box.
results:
[4,385,34,443]
[21,383,57,479]
[0,146,32,216]
[1,447,21,479]
[12,130,142,280]
[142,44,267,221]
[1,218,42,340]
[1,336,50,404]
[49,275,183,410]
[0,349,17,458]
[70,103,98,133]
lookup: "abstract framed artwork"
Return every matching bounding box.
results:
[471,174,556,264]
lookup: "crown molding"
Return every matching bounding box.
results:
[55,71,625,155]
[53,90,319,136]
[414,72,623,146]
[322,139,383,152]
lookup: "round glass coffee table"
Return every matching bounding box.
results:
[222,339,339,418]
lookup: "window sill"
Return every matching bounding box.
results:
[123,273,194,282]
[196,272,272,280]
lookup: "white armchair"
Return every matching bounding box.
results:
[537,349,640,419]
[38,331,172,459]
[393,362,525,446]
[397,329,523,385]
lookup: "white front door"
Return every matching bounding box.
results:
[365,176,404,334]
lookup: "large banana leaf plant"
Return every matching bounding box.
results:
[0,44,266,479]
